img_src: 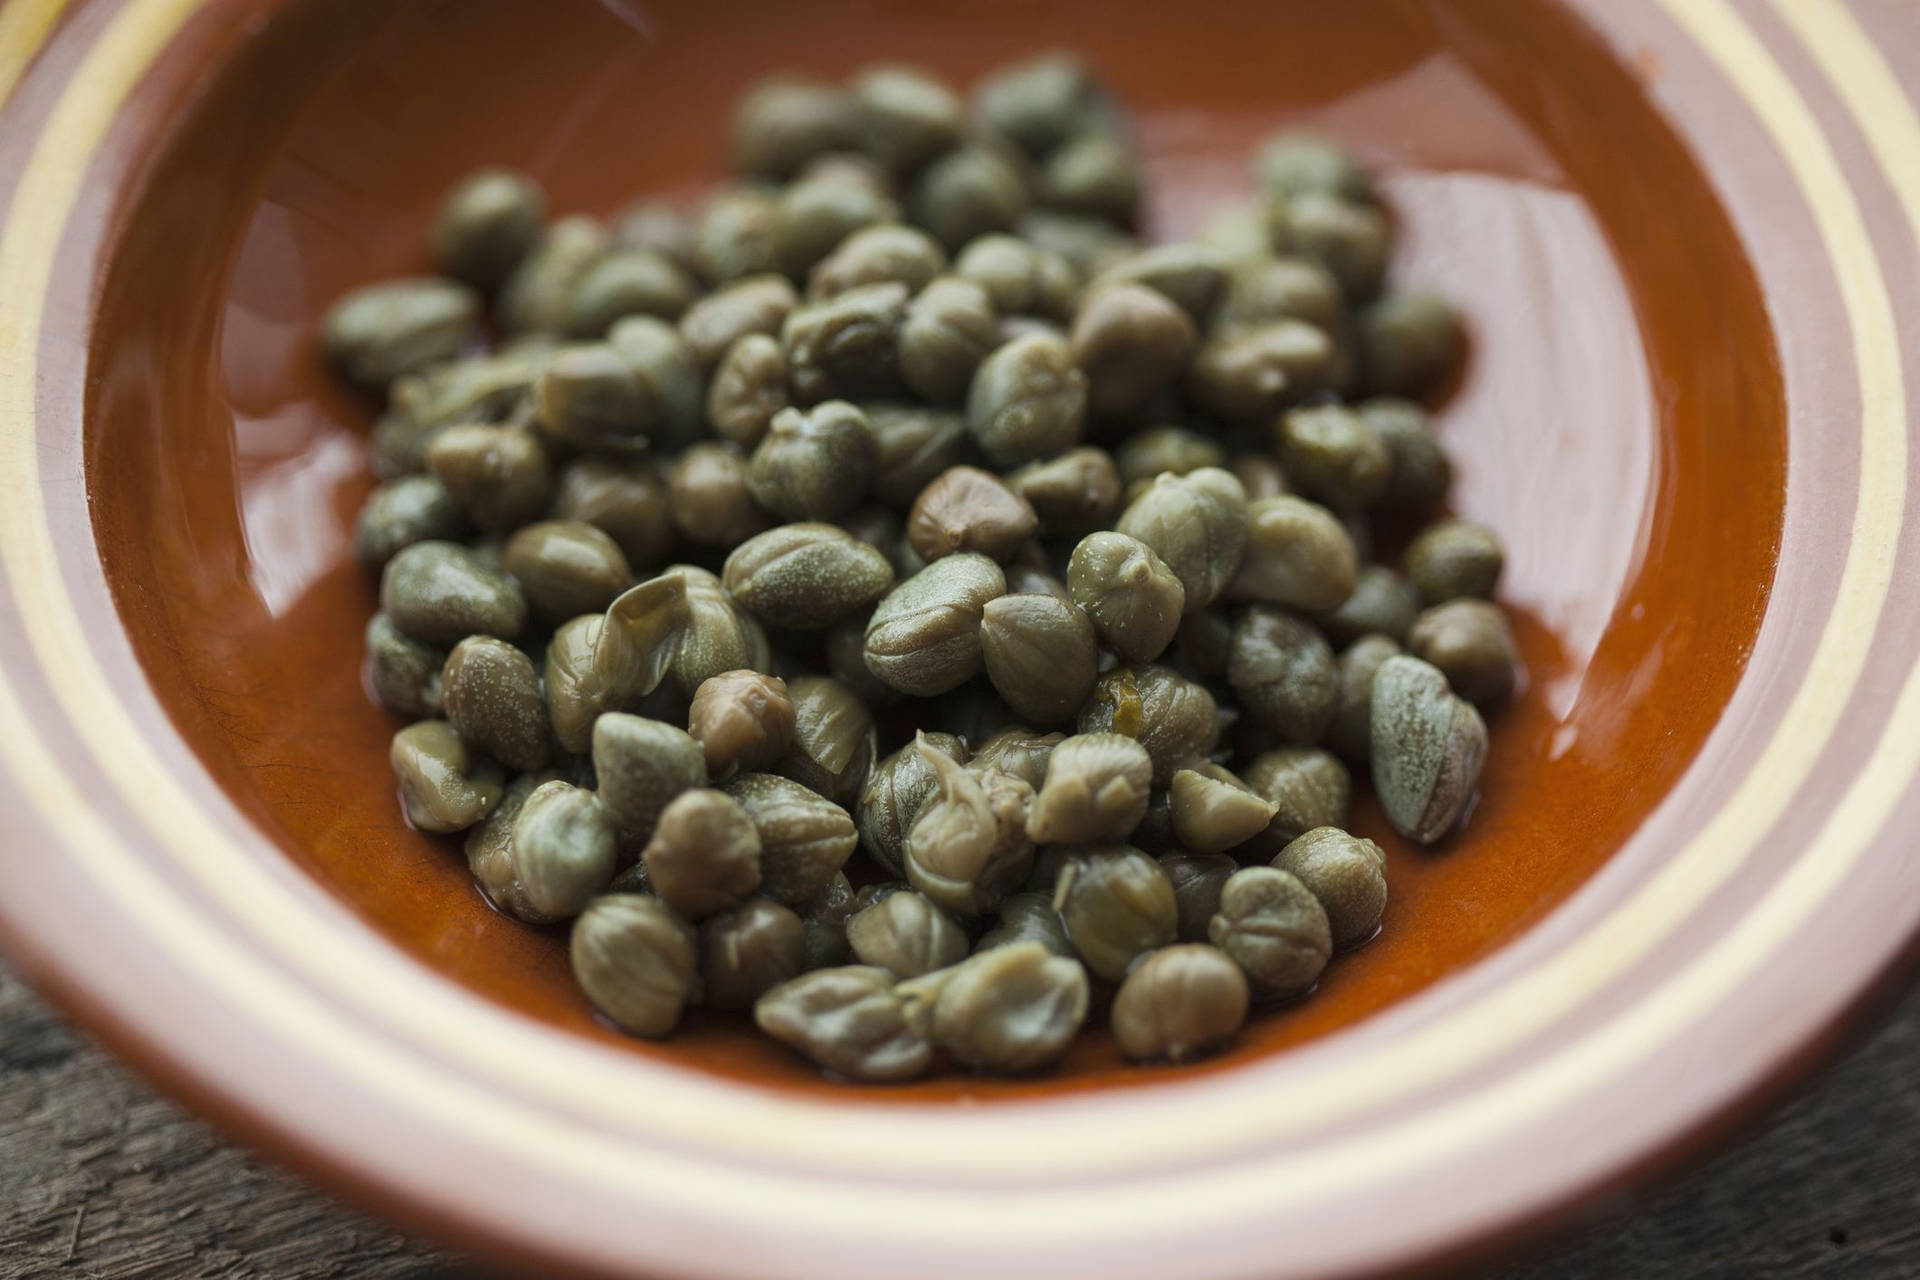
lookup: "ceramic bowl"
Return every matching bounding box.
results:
[2,1,1917,1276]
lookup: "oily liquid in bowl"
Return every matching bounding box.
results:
[85,0,1783,1098]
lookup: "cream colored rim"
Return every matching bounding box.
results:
[0,0,1914,1248]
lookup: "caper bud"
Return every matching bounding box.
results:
[1051,844,1178,982]
[389,720,504,834]
[1319,564,1421,646]
[1091,243,1230,322]
[1025,732,1152,845]
[688,670,795,777]
[1228,606,1338,745]
[592,711,707,851]
[500,216,611,335]
[1077,663,1219,784]
[1230,453,1291,503]
[1185,319,1334,420]
[441,636,549,773]
[809,223,947,299]
[355,475,463,566]
[571,895,699,1038]
[979,592,1099,727]
[846,890,968,979]
[1405,519,1505,604]
[1115,468,1249,613]
[975,891,1073,957]
[1274,826,1386,950]
[1114,427,1226,489]
[692,186,780,287]
[744,400,881,522]
[1255,132,1373,204]
[668,443,772,549]
[771,176,898,282]
[929,941,1090,1074]
[721,772,859,907]
[680,273,798,371]
[614,199,698,273]
[953,234,1079,321]
[1370,655,1487,844]
[1169,763,1278,855]
[826,620,901,708]
[1326,633,1404,762]
[1019,209,1140,278]
[1360,290,1465,394]
[466,772,558,921]
[965,332,1088,468]
[904,743,1035,918]
[542,576,688,752]
[1068,283,1195,417]
[1067,531,1184,663]
[897,276,1000,405]
[857,731,968,876]
[702,898,809,1012]
[426,423,552,533]
[1273,403,1390,509]
[435,168,545,290]
[1226,495,1358,612]
[1158,851,1239,943]
[1216,254,1345,332]
[507,781,617,919]
[851,64,963,173]
[502,520,635,622]
[704,333,790,449]
[798,872,859,969]
[1039,133,1139,225]
[754,965,932,1082]
[1274,191,1389,299]
[732,76,859,180]
[907,465,1039,563]
[722,523,895,630]
[1408,598,1518,706]
[1239,746,1351,856]
[910,145,1030,251]
[774,676,878,805]
[1111,944,1249,1063]
[638,788,762,920]
[1356,396,1451,512]
[565,249,699,336]
[782,281,909,404]
[551,457,676,571]
[863,552,1006,697]
[365,613,445,719]
[865,401,972,501]
[1208,866,1331,997]
[322,277,481,393]
[380,541,526,646]
[1005,446,1121,537]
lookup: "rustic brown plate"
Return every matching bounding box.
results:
[2,0,1918,1276]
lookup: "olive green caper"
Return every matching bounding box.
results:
[503,520,635,621]
[903,742,1035,917]
[702,898,809,1012]
[857,731,968,876]
[638,787,762,920]
[773,176,901,281]
[592,711,707,851]
[862,552,1006,697]
[1360,290,1465,394]
[441,636,549,772]
[965,727,1061,789]
[1274,826,1386,950]
[688,670,795,777]
[1111,943,1248,1063]
[389,719,504,834]
[909,145,1031,251]
[1091,243,1230,323]
[930,941,1090,1074]
[1207,866,1331,997]
[1326,633,1403,762]
[551,456,675,571]
[1405,519,1505,603]
[355,475,462,566]
[565,249,699,336]
[1228,606,1338,745]
[754,965,932,1082]
[975,891,1074,957]
[1068,282,1195,417]
[1067,531,1182,663]
[1077,663,1219,785]
[680,273,798,371]
[380,540,527,646]
[321,277,481,393]
[979,592,1099,727]
[1357,396,1451,512]
[782,282,909,404]
[1198,201,1272,262]
[614,199,698,272]
[1274,191,1389,299]
[571,894,699,1038]
[721,772,858,907]
[1171,608,1232,682]
[1001,564,1070,602]
[809,223,947,298]
[365,612,444,719]
[534,332,691,455]
[1025,732,1153,844]
[1184,320,1335,420]
[846,890,967,979]
[466,772,558,921]
[500,216,612,334]
[668,565,772,697]
[1370,654,1487,844]
[692,186,780,287]
[507,780,617,919]
[1319,564,1421,646]
[1255,132,1373,204]
[541,576,688,752]
[798,872,859,969]
[703,333,789,449]
[1051,844,1178,982]
[746,401,879,521]
[435,168,545,290]
[897,276,1000,405]
[773,676,878,805]
[851,64,962,173]
[372,340,552,478]
[1115,468,1249,613]
[974,52,1096,153]
[1158,851,1239,943]
[1408,598,1517,706]
[1229,454,1289,503]
[668,443,773,548]
[865,401,972,501]
[1114,427,1226,488]
[1002,446,1118,538]
[722,523,895,629]
[1169,763,1279,855]
[1018,209,1141,278]
[1273,403,1390,508]
[1039,133,1139,225]
[1226,495,1358,612]
[953,234,1078,321]
[907,466,1039,563]
[426,422,552,533]
[1239,746,1352,855]
[732,76,858,180]
[1217,254,1345,333]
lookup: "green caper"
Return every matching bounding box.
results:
[953,234,1079,321]
[721,772,859,907]
[1068,282,1195,417]
[365,613,445,720]
[1318,564,1421,646]
[903,741,1034,917]
[863,552,1006,697]
[846,890,967,979]
[1216,254,1344,332]
[774,676,878,805]
[1239,746,1351,855]
[1357,396,1451,512]
[534,328,697,454]
[426,422,552,533]
[1076,663,1219,784]
[1114,427,1226,488]
[500,216,612,334]
[1025,732,1152,845]
[1172,607,1234,682]
[1273,403,1390,508]
[1111,943,1249,1063]
[1018,209,1141,278]
[389,720,504,834]
[502,520,635,622]
[592,711,708,851]
[435,168,545,290]
[746,401,879,521]
[1360,290,1465,394]
[975,891,1074,957]
[705,333,789,448]
[964,331,1087,468]
[641,788,762,920]
[799,872,859,969]
[1208,866,1331,997]
[1230,453,1290,502]
[1273,191,1388,299]
[1051,844,1178,982]
[466,771,559,921]
[668,565,772,698]
[1255,132,1373,204]
[851,64,963,173]
[732,76,859,180]
[680,273,799,371]
[507,780,617,919]
[754,965,932,1082]
[614,199,698,272]
[1273,826,1386,950]
[571,894,699,1038]
[702,898,809,1011]
[322,277,481,393]
[1168,763,1278,855]
[1091,243,1229,323]
[897,276,1000,405]
[966,727,1063,790]
[372,340,551,479]
[865,401,972,502]
[929,941,1089,1074]
[773,175,900,281]
[1114,468,1249,613]
[909,145,1031,251]
[355,475,463,566]
[782,281,909,404]
[1226,495,1358,612]
[1158,851,1239,943]
[826,619,901,708]
[1000,447,1116,538]
[1370,654,1487,844]
[810,223,947,298]
[565,249,699,336]
[857,731,968,876]
[1228,606,1338,745]
[978,592,1099,727]
[441,636,549,772]
[974,52,1097,153]
[668,443,773,548]
[1408,598,1518,706]
[551,457,676,571]
[906,465,1039,562]
[1326,633,1403,762]
[1039,133,1139,225]
[692,186,780,287]
[722,523,895,629]
[1405,519,1505,603]
[1067,530,1183,662]
[1184,320,1334,420]
[380,540,526,646]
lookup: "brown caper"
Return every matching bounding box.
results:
[906,465,1039,563]
[1005,445,1122,537]
[688,670,796,777]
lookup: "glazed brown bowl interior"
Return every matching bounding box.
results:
[86,0,1782,1099]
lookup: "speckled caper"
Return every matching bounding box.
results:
[505,781,617,919]
[435,169,545,290]
[1272,403,1390,509]
[953,235,1078,321]
[906,466,1038,563]
[1068,282,1195,417]
[1273,192,1388,299]
[365,613,444,719]
[1077,663,1218,785]
[845,890,967,979]
[1360,290,1465,394]
[379,541,526,646]
[691,187,780,287]
[930,941,1090,1074]
[1226,495,1358,612]
[701,898,809,1012]
[722,523,894,630]
[1019,209,1140,278]
[571,894,699,1038]
[666,565,771,698]
[781,281,909,405]
[862,552,1005,697]
[1067,531,1183,663]
[1039,132,1138,225]
[502,520,635,622]
[1326,633,1403,762]
[551,457,675,571]
[1025,733,1152,845]
[1319,565,1421,646]
[322,277,481,393]
[1357,396,1451,512]
[721,772,858,907]
[1408,598,1517,706]
[1228,607,1338,746]
[857,731,966,876]
[680,273,798,371]
[704,333,789,448]
[1371,654,1487,844]
[440,636,548,772]
[1405,519,1504,604]
[849,64,962,173]
[965,331,1088,468]
[425,423,552,533]
[732,76,858,180]
[499,216,611,334]
[755,965,932,1082]
[1208,866,1331,997]
[1051,844,1177,982]
[355,475,462,566]
[1169,763,1279,856]
[1274,826,1386,950]
[773,676,877,806]
[1115,468,1249,613]
[909,145,1030,251]
[1091,243,1230,323]
[897,276,1000,405]
[591,711,707,851]
[978,592,1099,727]
[1004,447,1121,538]
[389,720,504,834]
[1239,746,1352,856]
[635,788,763,920]
[667,443,770,548]
[1185,320,1335,420]
[747,401,881,521]
[903,744,1034,918]
[809,223,947,299]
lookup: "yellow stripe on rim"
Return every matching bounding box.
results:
[0,0,71,113]
[0,0,1913,1248]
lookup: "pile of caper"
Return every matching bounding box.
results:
[338,53,1511,1082]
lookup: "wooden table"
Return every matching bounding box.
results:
[2,959,1913,1279]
